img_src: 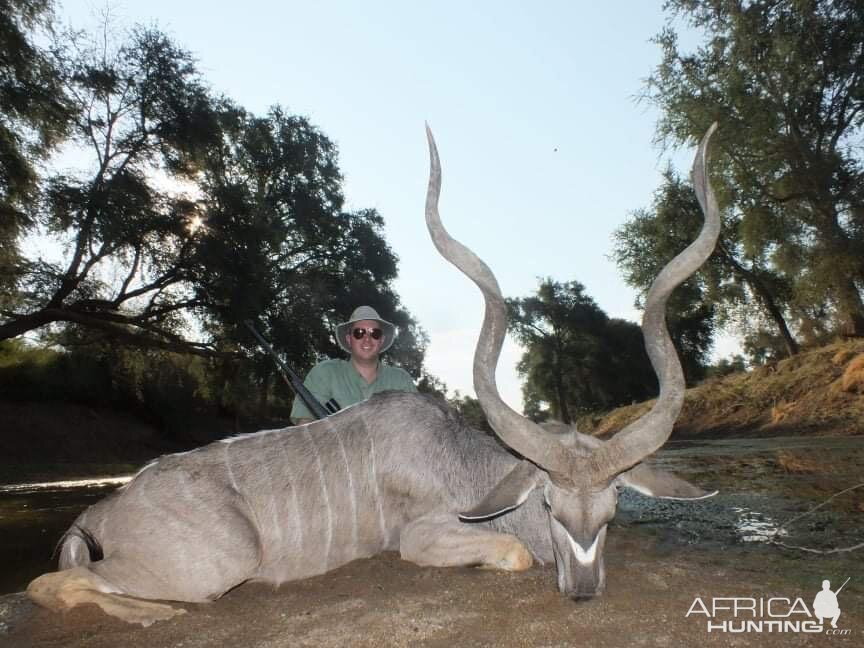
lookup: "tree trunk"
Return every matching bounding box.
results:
[551,346,571,424]
[767,299,800,357]
[814,206,864,337]
[750,280,799,357]
[0,310,54,341]
[835,278,864,337]
[720,247,800,356]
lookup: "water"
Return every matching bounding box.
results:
[730,505,788,543]
[0,476,131,494]
[1,435,862,595]
[0,476,131,595]
[615,435,864,554]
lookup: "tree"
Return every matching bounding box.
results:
[646,0,864,337]
[507,279,659,421]
[613,168,800,359]
[193,106,426,386]
[0,20,428,385]
[1,0,72,308]
[706,353,747,378]
[0,24,225,352]
[447,391,493,434]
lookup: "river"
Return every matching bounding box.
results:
[1,434,862,595]
[0,475,132,595]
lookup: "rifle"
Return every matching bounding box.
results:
[243,320,339,420]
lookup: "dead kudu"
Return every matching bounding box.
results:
[27,125,721,626]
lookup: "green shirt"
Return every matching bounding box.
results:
[290,358,417,421]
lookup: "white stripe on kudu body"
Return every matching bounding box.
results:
[303,427,334,570]
[362,419,389,542]
[278,435,304,555]
[334,427,359,550]
[223,443,239,492]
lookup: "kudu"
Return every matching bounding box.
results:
[27,124,721,627]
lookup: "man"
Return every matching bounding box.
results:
[290,305,417,424]
[813,579,842,629]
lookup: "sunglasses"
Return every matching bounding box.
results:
[351,327,383,340]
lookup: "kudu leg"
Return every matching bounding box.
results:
[399,513,533,571]
[27,566,186,627]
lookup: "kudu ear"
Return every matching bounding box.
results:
[616,463,718,501]
[458,461,544,521]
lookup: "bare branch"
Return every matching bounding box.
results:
[47,307,233,358]
[769,483,864,555]
[117,246,142,301]
[770,540,864,555]
[115,267,181,305]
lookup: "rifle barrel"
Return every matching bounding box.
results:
[243,320,330,420]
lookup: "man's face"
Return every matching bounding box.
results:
[346,319,384,363]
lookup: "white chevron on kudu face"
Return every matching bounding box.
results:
[567,532,600,566]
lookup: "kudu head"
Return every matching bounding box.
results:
[424,123,721,599]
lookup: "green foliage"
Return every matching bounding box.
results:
[0,339,290,440]
[447,391,493,434]
[0,0,72,307]
[508,279,659,421]
[416,372,447,398]
[646,0,864,339]
[706,354,747,379]
[0,339,112,403]
[613,169,719,373]
[193,105,425,381]
[613,168,803,364]
[1,21,225,349]
[0,13,428,395]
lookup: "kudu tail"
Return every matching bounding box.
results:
[56,525,104,569]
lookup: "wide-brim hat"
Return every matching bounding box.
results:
[335,306,396,355]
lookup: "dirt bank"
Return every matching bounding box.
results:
[586,340,864,439]
[0,400,272,483]
[0,400,188,473]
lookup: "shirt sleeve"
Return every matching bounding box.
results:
[397,368,418,392]
[290,361,333,420]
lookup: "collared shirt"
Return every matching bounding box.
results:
[290,358,417,421]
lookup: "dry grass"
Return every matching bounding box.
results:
[583,401,652,439]
[840,353,864,393]
[585,339,864,438]
[832,349,857,366]
[775,450,825,473]
[770,399,795,424]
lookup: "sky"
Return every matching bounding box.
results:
[52,0,730,410]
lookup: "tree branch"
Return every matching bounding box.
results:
[117,245,142,302]
[11,306,234,358]
[768,483,864,555]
